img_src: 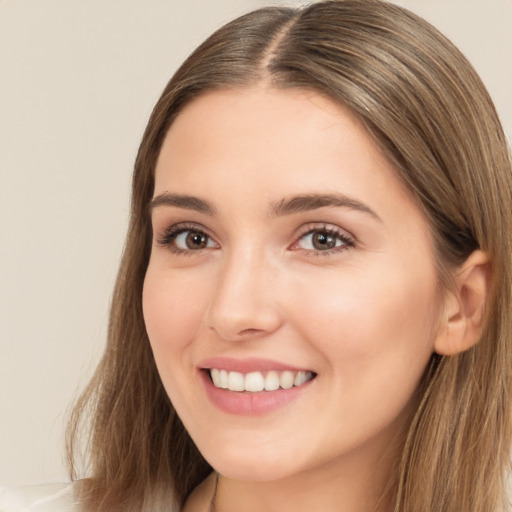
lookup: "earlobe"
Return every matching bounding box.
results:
[434,250,490,356]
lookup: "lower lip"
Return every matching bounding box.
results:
[199,370,313,416]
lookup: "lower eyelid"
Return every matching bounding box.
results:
[156,223,209,244]
[291,227,354,251]
[157,226,220,255]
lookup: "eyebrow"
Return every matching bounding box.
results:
[149,193,216,215]
[149,192,380,221]
[269,193,381,221]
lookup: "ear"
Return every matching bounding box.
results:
[434,250,490,356]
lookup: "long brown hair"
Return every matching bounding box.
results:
[67,1,512,511]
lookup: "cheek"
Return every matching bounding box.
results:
[300,267,439,443]
[142,265,209,362]
[287,259,440,386]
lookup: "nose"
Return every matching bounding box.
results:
[205,249,282,341]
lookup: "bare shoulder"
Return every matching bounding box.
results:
[0,482,78,512]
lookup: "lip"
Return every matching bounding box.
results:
[198,356,310,373]
[197,357,315,416]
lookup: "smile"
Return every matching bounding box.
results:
[198,357,317,415]
[209,369,315,392]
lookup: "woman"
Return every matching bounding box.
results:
[3,1,511,511]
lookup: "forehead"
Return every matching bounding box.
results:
[158,88,386,177]
[154,87,419,221]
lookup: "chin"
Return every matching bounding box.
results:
[198,440,302,482]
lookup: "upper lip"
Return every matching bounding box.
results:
[198,356,313,373]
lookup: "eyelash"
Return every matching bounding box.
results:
[292,224,355,256]
[156,222,355,256]
[157,223,214,256]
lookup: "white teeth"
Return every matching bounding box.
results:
[294,371,308,387]
[245,372,265,392]
[209,369,314,392]
[280,371,295,390]
[228,371,245,391]
[264,370,280,391]
[210,368,221,387]
[219,369,228,389]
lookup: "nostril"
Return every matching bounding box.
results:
[238,328,262,336]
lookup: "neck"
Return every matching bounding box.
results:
[211,444,397,512]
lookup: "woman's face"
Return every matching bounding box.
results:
[143,88,444,483]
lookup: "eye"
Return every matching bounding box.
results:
[157,224,218,254]
[174,230,214,250]
[292,225,354,254]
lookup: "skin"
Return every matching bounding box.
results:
[143,87,448,512]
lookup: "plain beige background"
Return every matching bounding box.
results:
[1,0,511,486]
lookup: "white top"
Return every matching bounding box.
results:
[0,483,77,512]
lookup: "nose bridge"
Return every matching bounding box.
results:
[206,244,281,340]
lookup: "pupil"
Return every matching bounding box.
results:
[187,232,206,248]
[313,232,335,250]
